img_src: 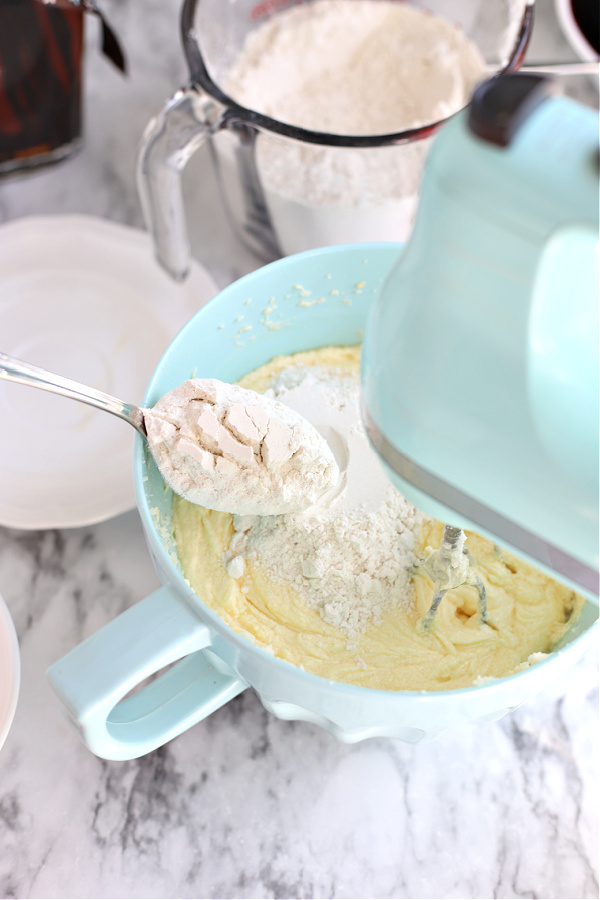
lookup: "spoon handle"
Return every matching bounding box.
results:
[0,352,147,436]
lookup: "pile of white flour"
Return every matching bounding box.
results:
[222,367,426,636]
[221,0,487,251]
[144,378,339,515]
[225,0,487,138]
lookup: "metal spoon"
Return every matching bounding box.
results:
[0,352,147,436]
[0,351,340,515]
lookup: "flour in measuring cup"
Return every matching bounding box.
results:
[222,0,487,252]
[223,366,426,636]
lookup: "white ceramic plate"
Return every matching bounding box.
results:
[0,215,218,529]
[0,593,19,751]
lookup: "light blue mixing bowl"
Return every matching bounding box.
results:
[46,244,598,760]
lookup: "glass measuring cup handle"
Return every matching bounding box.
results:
[137,86,282,281]
[137,87,222,281]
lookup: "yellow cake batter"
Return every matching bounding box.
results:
[172,346,584,692]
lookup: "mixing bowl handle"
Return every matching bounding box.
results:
[137,86,227,282]
[45,585,247,760]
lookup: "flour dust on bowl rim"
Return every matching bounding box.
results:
[45,244,598,760]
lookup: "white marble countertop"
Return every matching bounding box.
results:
[0,1,598,898]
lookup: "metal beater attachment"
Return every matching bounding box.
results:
[414,525,487,632]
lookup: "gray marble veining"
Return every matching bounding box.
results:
[1,509,598,899]
[0,1,598,897]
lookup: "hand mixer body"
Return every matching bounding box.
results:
[361,76,599,599]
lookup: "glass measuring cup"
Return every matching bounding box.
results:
[137,0,534,281]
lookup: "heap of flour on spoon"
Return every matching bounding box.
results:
[143,378,340,516]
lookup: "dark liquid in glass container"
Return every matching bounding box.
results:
[0,0,83,171]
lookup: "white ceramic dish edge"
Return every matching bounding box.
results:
[0,593,20,751]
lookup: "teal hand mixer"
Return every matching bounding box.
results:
[362,74,599,602]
